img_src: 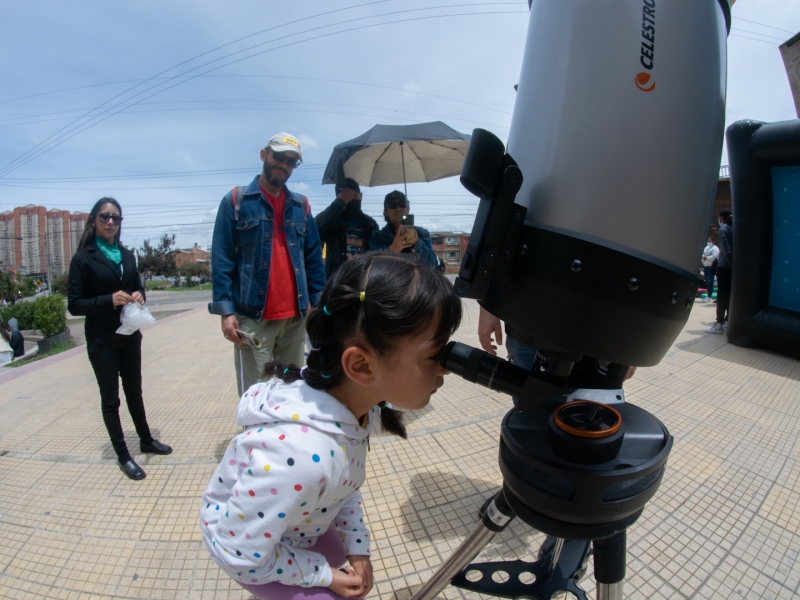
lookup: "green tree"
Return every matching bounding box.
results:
[137,234,177,290]
[0,271,37,303]
[51,271,70,295]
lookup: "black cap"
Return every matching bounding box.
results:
[335,177,361,195]
[384,190,407,207]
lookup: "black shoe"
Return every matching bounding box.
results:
[140,439,173,455]
[119,459,146,480]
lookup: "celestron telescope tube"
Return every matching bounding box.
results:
[478,0,730,367]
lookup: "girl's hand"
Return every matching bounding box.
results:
[347,555,374,597]
[112,291,132,306]
[328,567,365,598]
[130,291,145,305]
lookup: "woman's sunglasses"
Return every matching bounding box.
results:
[271,151,301,168]
[387,201,407,209]
[98,213,123,224]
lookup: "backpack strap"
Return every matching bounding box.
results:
[232,186,244,222]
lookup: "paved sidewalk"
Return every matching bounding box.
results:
[0,299,799,599]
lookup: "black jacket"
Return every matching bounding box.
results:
[314,198,380,279]
[68,242,145,332]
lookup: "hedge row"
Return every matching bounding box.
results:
[0,294,67,338]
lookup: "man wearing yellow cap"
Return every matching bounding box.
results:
[209,133,325,396]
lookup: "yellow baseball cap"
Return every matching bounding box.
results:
[266,133,302,159]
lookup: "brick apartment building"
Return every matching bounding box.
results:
[0,205,88,278]
[173,243,210,269]
[430,231,469,273]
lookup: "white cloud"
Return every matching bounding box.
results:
[289,181,310,191]
[402,79,421,98]
[297,134,318,149]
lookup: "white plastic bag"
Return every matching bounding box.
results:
[116,302,156,335]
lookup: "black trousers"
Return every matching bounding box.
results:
[86,329,153,462]
[716,267,732,324]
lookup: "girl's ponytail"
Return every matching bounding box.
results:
[379,403,407,439]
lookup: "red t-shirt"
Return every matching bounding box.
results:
[261,187,299,321]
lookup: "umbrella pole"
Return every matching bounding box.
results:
[400,141,408,199]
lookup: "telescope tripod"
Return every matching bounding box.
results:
[412,489,624,600]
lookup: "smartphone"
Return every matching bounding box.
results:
[235,329,262,348]
[400,214,416,243]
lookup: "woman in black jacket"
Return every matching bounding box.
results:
[68,197,171,480]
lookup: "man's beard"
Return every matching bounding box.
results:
[264,164,289,187]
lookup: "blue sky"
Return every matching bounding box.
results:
[1,0,798,251]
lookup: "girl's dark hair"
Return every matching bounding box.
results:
[263,251,463,438]
[77,197,123,251]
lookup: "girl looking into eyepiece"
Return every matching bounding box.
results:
[200,251,462,600]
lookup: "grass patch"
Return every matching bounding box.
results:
[146,280,172,289]
[158,283,212,292]
[7,342,76,368]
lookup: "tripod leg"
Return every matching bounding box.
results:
[411,491,515,600]
[594,531,625,600]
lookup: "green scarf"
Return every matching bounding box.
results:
[96,236,122,269]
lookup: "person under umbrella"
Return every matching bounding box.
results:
[370,191,437,268]
[315,178,380,278]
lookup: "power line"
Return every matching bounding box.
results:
[0,0,396,177]
[729,33,780,46]
[0,74,514,117]
[0,103,509,132]
[0,5,524,179]
[735,17,796,35]
[731,27,788,43]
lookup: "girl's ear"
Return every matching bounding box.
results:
[341,346,377,387]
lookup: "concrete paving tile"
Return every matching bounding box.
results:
[5,529,80,587]
[49,537,136,596]
[140,496,204,542]
[759,485,800,535]
[0,522,34,572]
[116,540,199,599]
[0,574,52,599]
[730,515,800,592]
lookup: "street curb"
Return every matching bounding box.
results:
[0,306,205,385]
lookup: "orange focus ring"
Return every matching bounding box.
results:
[553,401,622,439]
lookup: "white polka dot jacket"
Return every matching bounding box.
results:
[200,378,377,588]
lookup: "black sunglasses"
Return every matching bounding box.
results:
[271,151,301,168]
[387,201,407,209]
[98,213,123,224]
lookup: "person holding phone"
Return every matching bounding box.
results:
[68,197,172,481]
[369,190,438,268]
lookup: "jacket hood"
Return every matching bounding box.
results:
[236,378,372,440]
[8,318,18,332]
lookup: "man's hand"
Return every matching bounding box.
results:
[347,555,374,597]
[478,306,503,355]
[337,189,361,204]
[112,291,132,307]
[328,566,366,599]
[130,291,145,305]
[221,314,243,345]
[389,225,416,253]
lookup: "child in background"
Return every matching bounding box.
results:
[200,252,462,600]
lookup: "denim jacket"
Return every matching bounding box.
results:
[369,223,439,269]
[208,176,326,320]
